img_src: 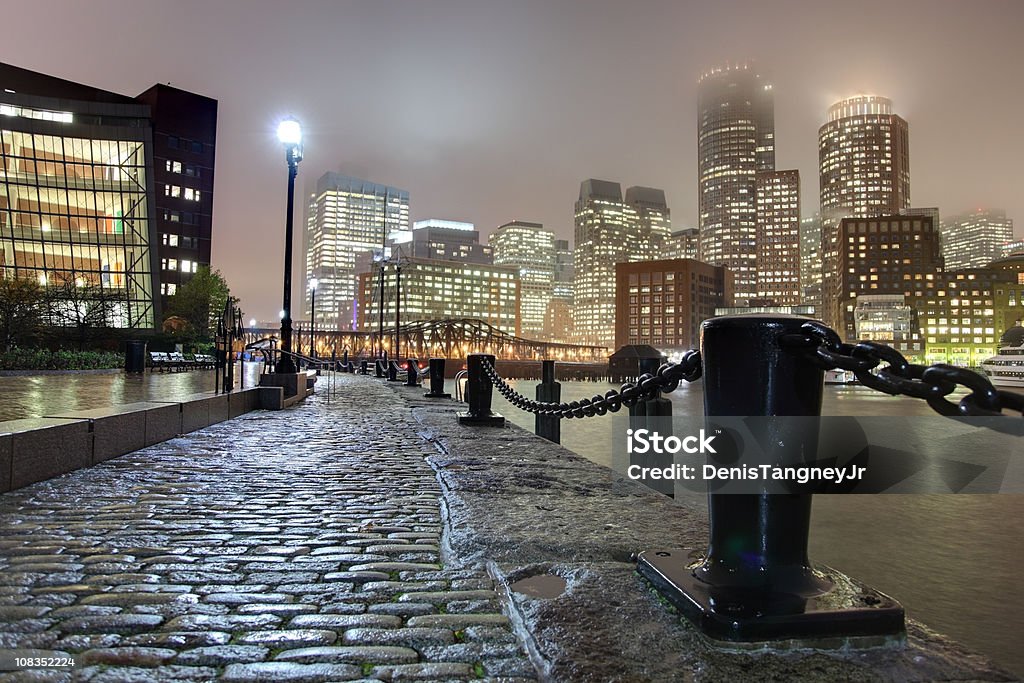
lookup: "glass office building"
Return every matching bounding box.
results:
[0,95,156,328]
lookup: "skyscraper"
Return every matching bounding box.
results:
[819,96,910,217]
[697,62,775,304]
[755,170,801,305]
[305,173,409,330]
[799,214,823,314]
[624,186,672,252]
[573,179,668,349]
[544,239,574,343]
[940,209,1015,270]
[489,221,555,340]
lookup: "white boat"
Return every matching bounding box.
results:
[981,321,1024,388]
[824,369,858,385]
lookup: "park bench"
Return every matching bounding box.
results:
[148,351,170,372]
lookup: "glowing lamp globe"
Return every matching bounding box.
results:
[276,118,302,146]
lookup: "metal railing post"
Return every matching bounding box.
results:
[424,358,450,398]
[535,359,560,443]
[360,359,369,375]
[375,359,385,378]
[405,358,419,387]
[457,353,504,426]
[387,360,400,382]
[636,314,903,645]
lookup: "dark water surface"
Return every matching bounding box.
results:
[492,379,1024,677]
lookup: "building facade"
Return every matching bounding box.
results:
[940,209,1015,271]
[392,219,491,264]
[573,179,667,349]
[135,84,217,309]
[614,258,733,352]
[799,214,823,315]
[819,96,910,217]
[0,63,216,329]
[697,62,774,304]
[489,221,555,340]
[822,214,943,358]
[663,228,699,261]
[755,169,801,305]
[356,258,520,337]
[544,239,574,343]
[305,172,409,330]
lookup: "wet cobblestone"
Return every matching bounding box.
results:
[0,375,536,680]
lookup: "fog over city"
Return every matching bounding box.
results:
[5,0,1022,319]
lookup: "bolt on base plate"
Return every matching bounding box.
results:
[637,548,905,649]
[457,411,505,427]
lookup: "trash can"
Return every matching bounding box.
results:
[125,340,147,373]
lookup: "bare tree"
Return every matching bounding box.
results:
[45,271,123,350]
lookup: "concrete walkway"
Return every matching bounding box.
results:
[0,375,535,681]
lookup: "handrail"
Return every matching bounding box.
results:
[454,370,469,402]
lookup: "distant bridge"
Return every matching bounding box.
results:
[249,318,608,363]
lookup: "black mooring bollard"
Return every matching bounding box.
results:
[387,360,400,382]
[360,360,368,375]
[535,359,560,443]
[374,359,384,378]
[457,354,504,426]
[636,314,903,646]
[424,358,451,398]
[405,358,419,387]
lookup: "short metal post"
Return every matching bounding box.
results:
[405,358,419,387]
[636,314,903,645]
[387,360,400,382]
[375,359,385,378]
[628,357,661,430]
[535,360,560,443]
[457,354,504,426]
[361,359,369,375]
[424,358,450,398]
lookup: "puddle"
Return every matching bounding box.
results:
[509,574,567,599]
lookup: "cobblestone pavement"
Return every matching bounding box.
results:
[0,375,537,682]
[0,364,264,422]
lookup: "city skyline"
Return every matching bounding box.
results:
[3,0,1023,320]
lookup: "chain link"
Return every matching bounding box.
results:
[781,321,1023,418]
[480,351,702,419]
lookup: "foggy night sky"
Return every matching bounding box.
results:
[4,0,1023,321]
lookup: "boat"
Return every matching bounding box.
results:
[824,369,858,385]
[981,320,1024,387]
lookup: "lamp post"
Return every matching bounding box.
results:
[309,278,318,360]
[276,117,303,374]
[249,318,256,345]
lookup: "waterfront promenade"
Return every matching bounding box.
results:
[0,374,1017,681]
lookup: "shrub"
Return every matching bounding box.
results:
[0,348,123,371]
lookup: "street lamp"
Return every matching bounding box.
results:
[276,117,303,374]
[309,277,318,359]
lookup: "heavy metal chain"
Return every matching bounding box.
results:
[480,352,702,419]
[779,321,1024,418]
[478,321,1023,420]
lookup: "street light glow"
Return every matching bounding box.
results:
[276,118,302,145]
[309,278,318,290]
[249,318,256,327]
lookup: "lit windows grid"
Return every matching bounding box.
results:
[0,127,154,327]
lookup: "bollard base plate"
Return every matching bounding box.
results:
[424,392,452,399]
[457,411,505,427]
[637,548,904,648]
